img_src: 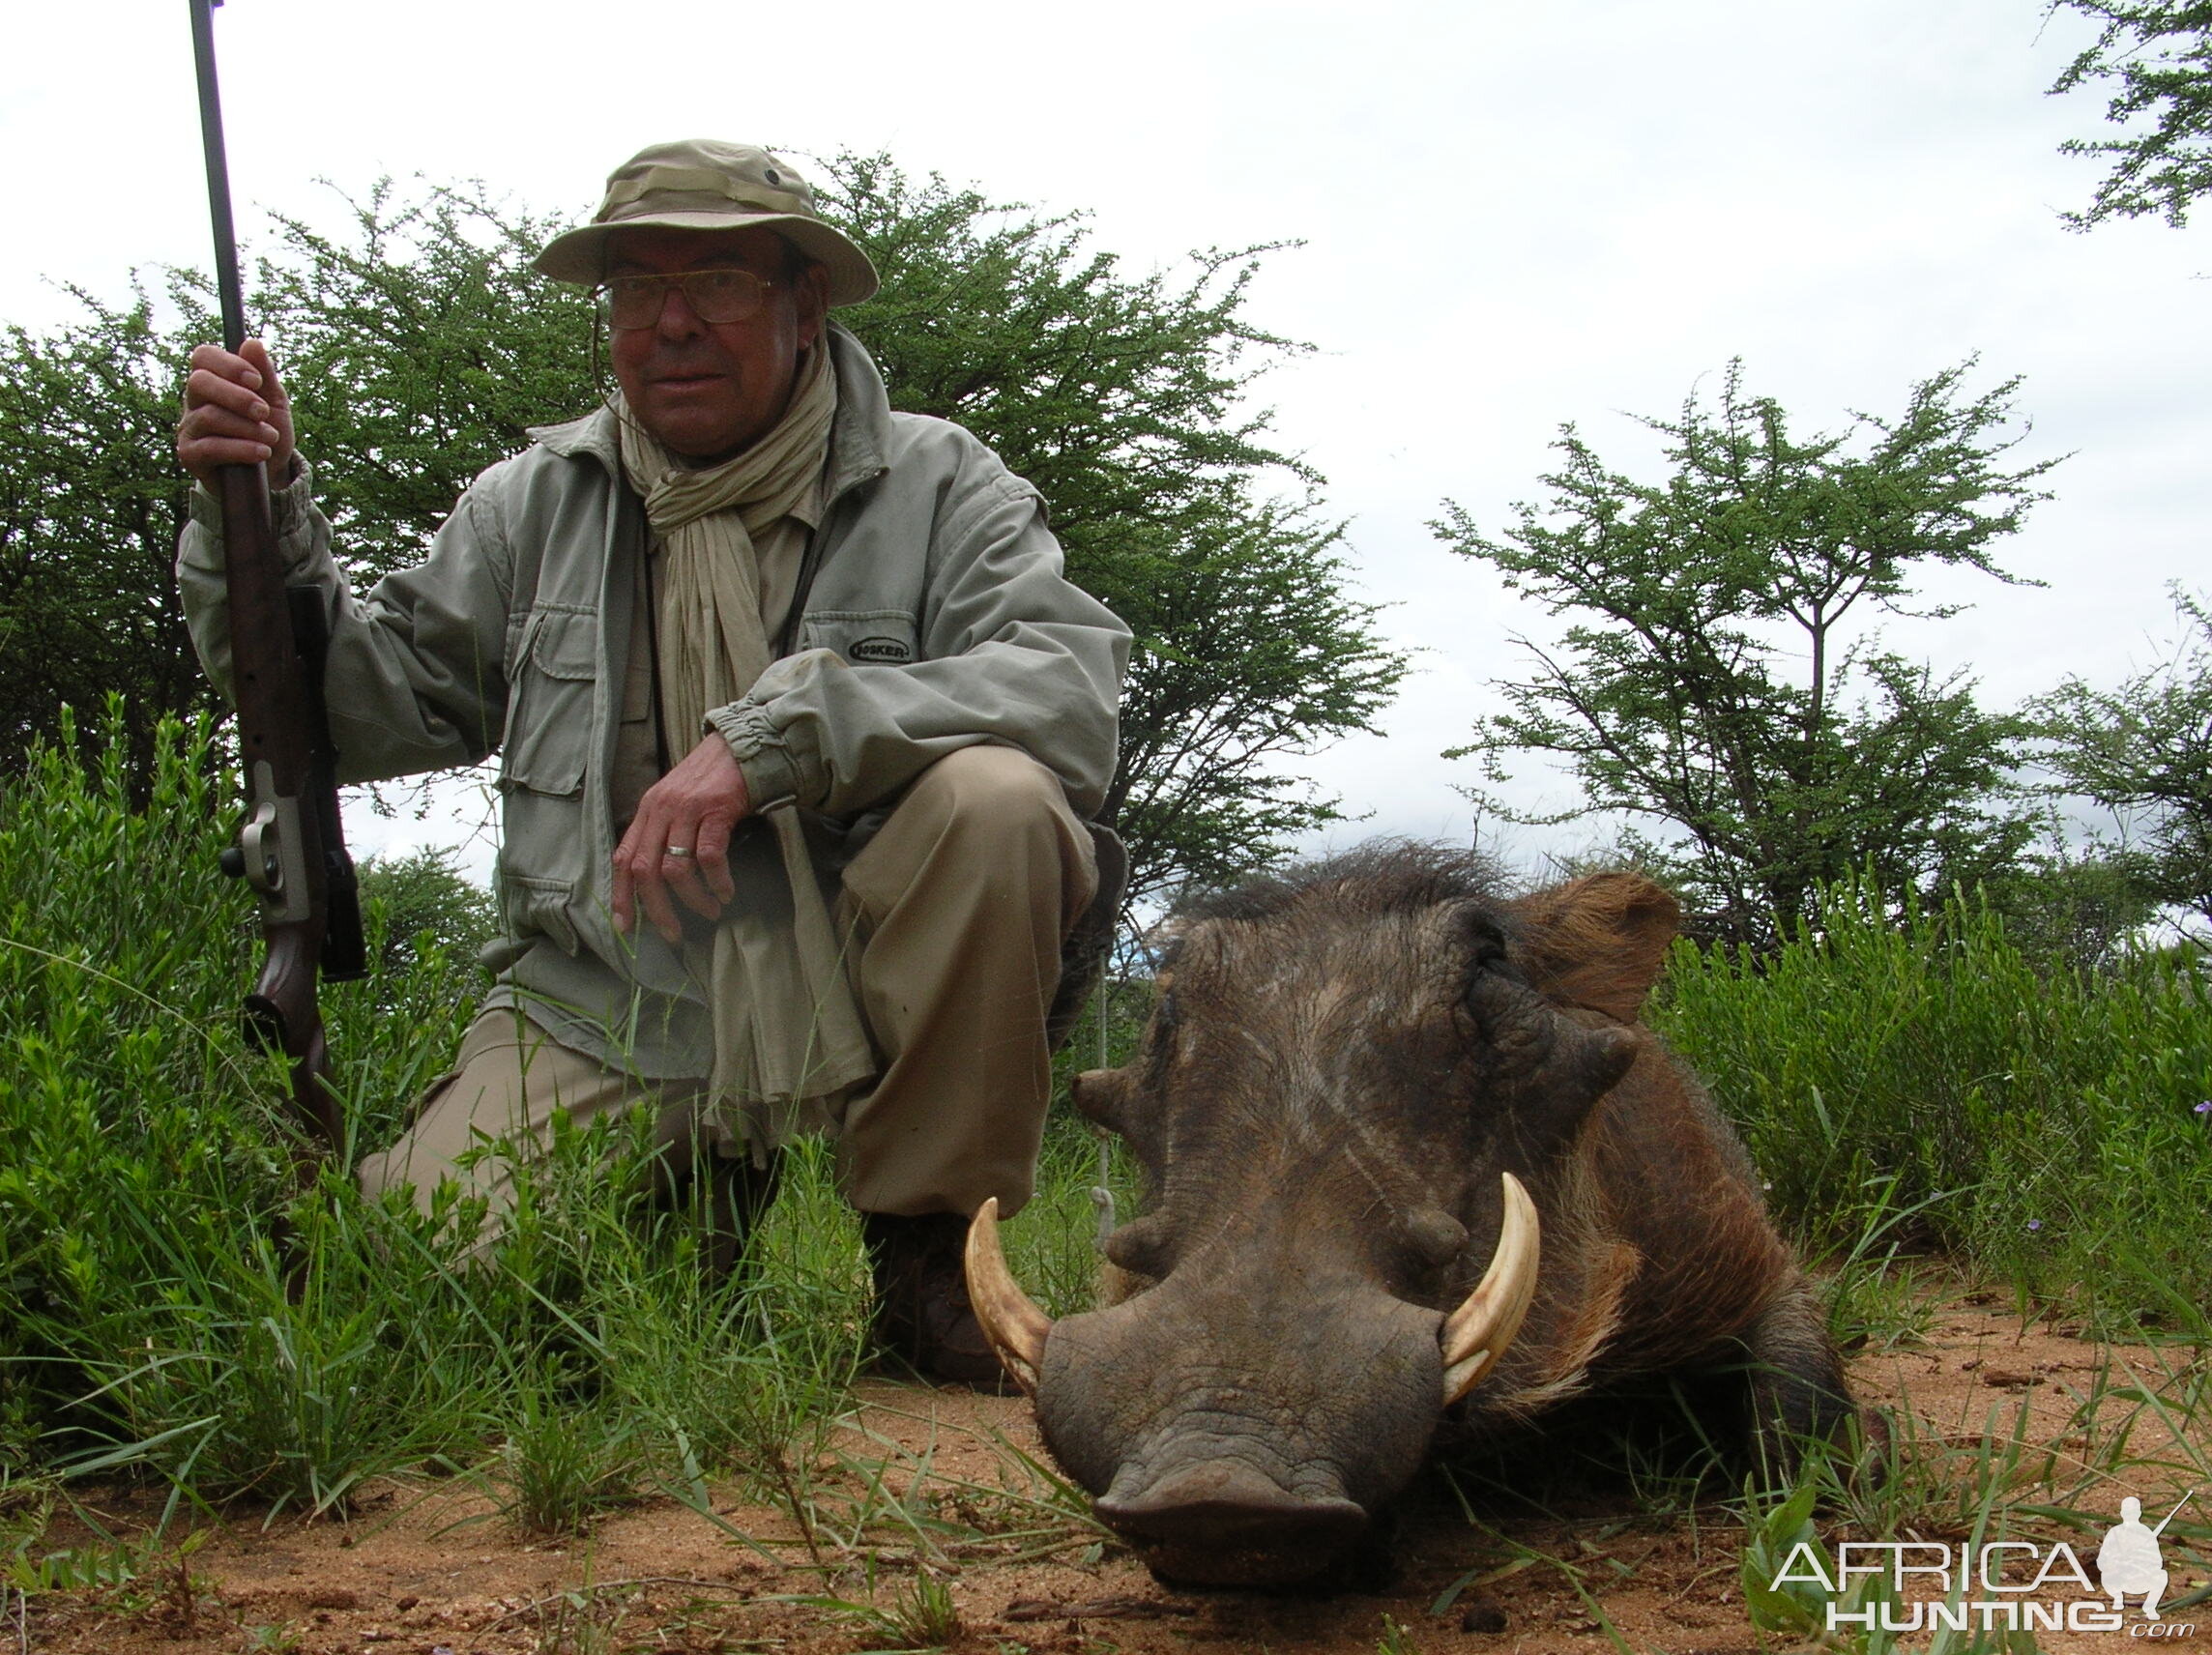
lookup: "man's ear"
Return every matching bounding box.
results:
[1505,873,1680,1023]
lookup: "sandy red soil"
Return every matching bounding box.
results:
[11,1293,2208,1655]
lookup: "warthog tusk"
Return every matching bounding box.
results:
[965,1197,1053,1396]
[1440,1173,1541,1406]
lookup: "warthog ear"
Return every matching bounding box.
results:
[1507,874,1680,1023]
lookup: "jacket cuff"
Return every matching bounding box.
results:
[269,455,314,540]
[708,701,804,810]
[186,456,318,569]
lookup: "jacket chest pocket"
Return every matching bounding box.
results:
[500,605,599,797]
[798,608,920,666]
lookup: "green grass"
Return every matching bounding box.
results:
[1653,880,2212,1335]
[802,1566,964,1651]
[0,708,1147,1530]
[3,706,2206,1552]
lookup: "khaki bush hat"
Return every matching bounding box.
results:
[534,139,880,307]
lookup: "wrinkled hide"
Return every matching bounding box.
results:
[972,845,1854,1587]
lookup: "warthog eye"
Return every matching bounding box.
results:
[1140,992,1180,1089]
[1459,945,1533,1029]
[1449,901,1513,980]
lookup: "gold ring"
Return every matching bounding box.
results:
[665,845,694,859]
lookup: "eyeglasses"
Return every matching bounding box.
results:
[597,268,778,330]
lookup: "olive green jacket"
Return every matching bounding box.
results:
[178,326,1130,1076]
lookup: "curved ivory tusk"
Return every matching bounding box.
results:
[964,1197,1054,1396]
[1440,1173,1542,1406]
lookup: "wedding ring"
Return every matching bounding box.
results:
[665,845,695,859]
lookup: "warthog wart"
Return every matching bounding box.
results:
[966,844,1862,1586]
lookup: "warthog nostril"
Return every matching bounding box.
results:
[1094,1461,1369,1552]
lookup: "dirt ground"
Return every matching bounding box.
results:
[12,1293,2210,1655]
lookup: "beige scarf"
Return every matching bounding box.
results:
[615,344,874,1144]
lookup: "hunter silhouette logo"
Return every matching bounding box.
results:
[2099,1494,2191,1621]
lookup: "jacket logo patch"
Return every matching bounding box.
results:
[849,635,914,663]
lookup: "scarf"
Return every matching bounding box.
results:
[614,343,875,1145]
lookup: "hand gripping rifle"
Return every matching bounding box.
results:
[189,0,366,1168]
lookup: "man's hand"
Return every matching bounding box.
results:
[177,339,297,489]
[613,735,752,944]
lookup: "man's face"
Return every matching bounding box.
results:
[606,225,829,461]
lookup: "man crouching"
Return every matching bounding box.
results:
[175,139,1130,1382]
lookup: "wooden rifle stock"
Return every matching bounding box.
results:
[192,0,365,1169]
[216,462,365,1162]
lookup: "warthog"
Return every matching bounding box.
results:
[965,845,1857,1586]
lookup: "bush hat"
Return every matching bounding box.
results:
[534,139,879,308]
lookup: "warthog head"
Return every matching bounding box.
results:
[965,847,1704,1586]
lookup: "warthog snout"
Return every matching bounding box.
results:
[1093,1462,1369,1586]
[966,1176,1541,1584]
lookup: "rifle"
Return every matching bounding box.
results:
[189,0,366,1168]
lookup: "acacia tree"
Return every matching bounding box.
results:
[0,183,597,773]
[2047,0,2212,227]
[0,284,219,778]
[2031,586,2212,928]
[262,181,602,581]
[821,156,1403,903]
[0,161,1400,907]
[1435,361,2055,944]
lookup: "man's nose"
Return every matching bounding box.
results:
[652,282,708,338]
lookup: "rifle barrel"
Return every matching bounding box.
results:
[2152,1491,2194,1537]
[186,0,247,353]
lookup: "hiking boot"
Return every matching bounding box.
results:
[696,1150,781,1283]
[861,1210,1013,1390]
[648,1139,780,1285]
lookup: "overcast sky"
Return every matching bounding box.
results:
[5,0,2204,882]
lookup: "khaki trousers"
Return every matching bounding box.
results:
[358,746,1097,1241]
